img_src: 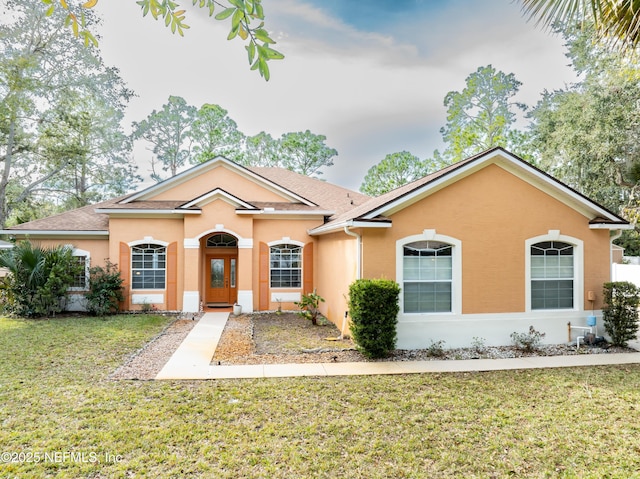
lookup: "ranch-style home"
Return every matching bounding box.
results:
[2,147,631,348]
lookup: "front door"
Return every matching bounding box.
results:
[206,255,237,304]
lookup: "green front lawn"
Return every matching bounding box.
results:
[1,314,640,478]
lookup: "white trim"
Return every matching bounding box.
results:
[589,223,634,230]
[237,290,253,313]
[188,228,252,249]
[240,209,334,216]
[238,238,253,249]
[132,294,164,304]
[396,309,600,349]
[525,232,584,312]
[182,188,256,209]
[129,241,168,291]
[69,247,90,292]
[0,230,109,237]
[183,291,200,312]
[267,238,305,247]
[94,209,201,216]
[184,238,200,249]
[396,231,462,316]
[308,220,392,236]
[271,292,301,302]
[128,237,169,247]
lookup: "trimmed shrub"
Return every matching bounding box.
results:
[603,281,640,347]
[348,279,400,358]
[86,260,125,316]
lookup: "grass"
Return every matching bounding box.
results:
[2,315,640,478]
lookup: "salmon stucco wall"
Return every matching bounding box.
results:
[361,164,612,314]
[315,230,359,334]
[109,217,185,311]
[251,218,319,311]
[33,239,110,269]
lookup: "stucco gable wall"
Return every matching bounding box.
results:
[362,163,611,314]
[148,165,291,203]
[184,199,253,239]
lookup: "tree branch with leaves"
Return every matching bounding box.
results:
[39,0,284,80]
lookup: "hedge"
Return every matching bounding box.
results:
[348,278,400,358]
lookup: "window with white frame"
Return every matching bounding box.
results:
[69,253,89,291]
[403,241,453,313]
[131,243,166,289]
[270,244,302,288]
[530,241,574,310]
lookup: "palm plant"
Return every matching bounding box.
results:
[521,0,640,50]
[0,241,80,317]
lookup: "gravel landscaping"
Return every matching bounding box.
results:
[110,316,199,380]
[110,311,638,379]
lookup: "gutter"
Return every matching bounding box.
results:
[343,225,362,279]
[610,229,624,281]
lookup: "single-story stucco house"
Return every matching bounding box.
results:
[2,147,631,348]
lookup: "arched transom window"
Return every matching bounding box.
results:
[206,233,237,248]
[403,240,452,313]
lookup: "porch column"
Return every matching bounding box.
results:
[182,238,200,312]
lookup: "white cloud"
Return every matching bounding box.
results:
[94,0,578,191]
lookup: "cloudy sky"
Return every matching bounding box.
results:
[94,0,577,191]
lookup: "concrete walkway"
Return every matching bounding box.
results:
[155,313,640,380]
[156,312,229,380]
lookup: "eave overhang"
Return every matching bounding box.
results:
[93,209,202,217]
[308,219,392,236]
[0,230,109,238]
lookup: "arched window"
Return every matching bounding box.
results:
[131,243,166,289]
[206,233,237,247]
[270,244,302,288]
[403,241,453,313]
[530,241,574,310]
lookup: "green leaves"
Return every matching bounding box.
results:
[40,0,284,80]
[137,0,190,35]
[215,0,284,80]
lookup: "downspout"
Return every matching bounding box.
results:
[342,225,362,340]
[610,229,623,281]
[344,225,361,279]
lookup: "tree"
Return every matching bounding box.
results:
[528,25,640,218]
[39,0,284,80]
[360,151,445,196]
[189,104,245,164]
[279,130,337,177]
[439,65,530,163]
[521,0,640,51]
[242,131,280,167]
[38,91,140,209]
[0,0,136,227]
[131,95,196,181]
